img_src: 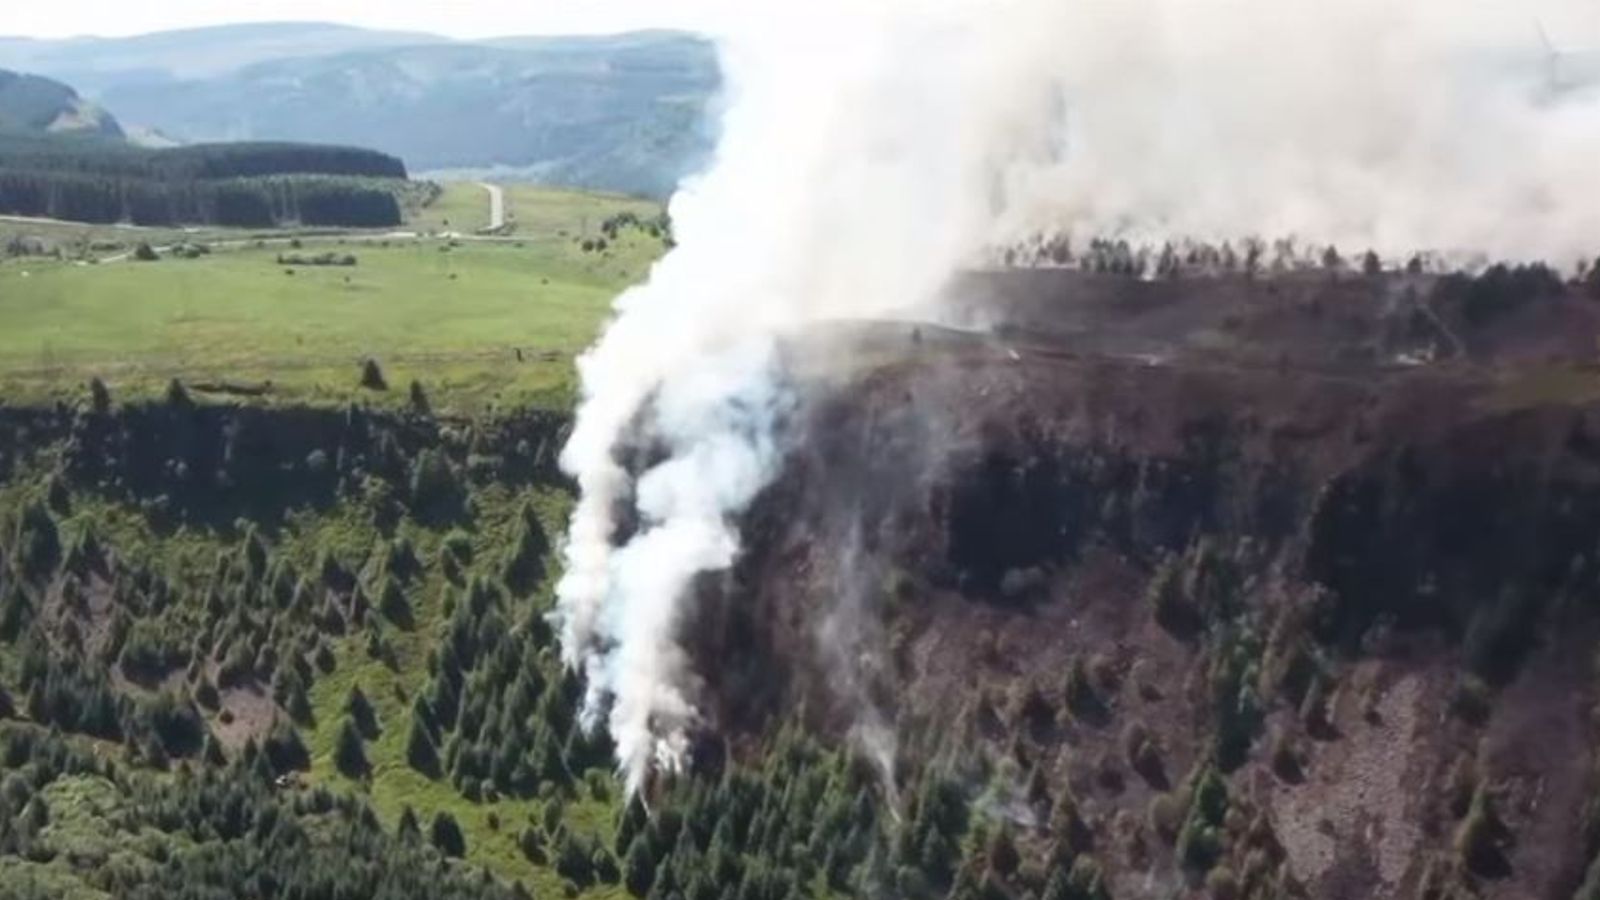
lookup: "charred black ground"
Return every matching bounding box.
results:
[677,261,1600,900]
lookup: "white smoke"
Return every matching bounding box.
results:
[994,1,1600,263]
[556,0,1600,794]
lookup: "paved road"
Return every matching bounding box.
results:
[477,182,505,231]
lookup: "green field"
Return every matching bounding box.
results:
[406,182,493,234]
[0,184,667,412]
[402,182,662,241]
[502,184,662,238]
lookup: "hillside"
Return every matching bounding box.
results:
[0,26,721,198]
[681,257,1600,900]
[0,68,121,139]
[2,236,1600,899]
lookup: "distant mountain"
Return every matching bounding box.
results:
[0,68,122,139]
[0,25,720,198]
[0,23,443,87]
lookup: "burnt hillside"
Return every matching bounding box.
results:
[676,264,1600,900]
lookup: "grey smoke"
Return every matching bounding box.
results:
[555,0,1600,795]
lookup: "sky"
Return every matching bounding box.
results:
[3,0,1598,44]
[0,0,732,40]
[5,0,1600,43]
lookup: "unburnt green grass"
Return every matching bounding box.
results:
[0,185,665,413]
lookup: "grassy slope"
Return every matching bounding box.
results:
[0,184,664,413]
[407,181,493,234]
[502,184,661,239]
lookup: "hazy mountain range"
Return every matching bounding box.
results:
[0,23,720,196]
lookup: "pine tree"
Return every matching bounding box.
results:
[406,716,441,777]
[202,732,227,767]
[334,717,368,777]
[397,805,422,843]
[431,810,466,857]
[379,576,411,626]
[624,833,656,896]
[347,683,379,738]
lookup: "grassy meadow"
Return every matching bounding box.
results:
[0,184,665,412]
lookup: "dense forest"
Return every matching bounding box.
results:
[0,135,410,227]
[0,386,990,899]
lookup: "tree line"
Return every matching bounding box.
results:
[0,135,405,181]
[0,134,409,227]
[0,170,404,228]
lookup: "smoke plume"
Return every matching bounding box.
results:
[555,0,1600,793]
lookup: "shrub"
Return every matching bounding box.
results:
[409,449,461,519]
[1455,786,1510,877]
[1205,865,1240,900]
[1062,656,1102,720]
[165,378,191,407]
[1269,729,1303,782]
[1450,676,1492,726]
[133,242,158,262]
[1125,723,1165,786]
[1147,554,1196,635]
[1068,856,1108,900]
[360,358,387,391]
[15,501,61,579]
[87,377,112,414]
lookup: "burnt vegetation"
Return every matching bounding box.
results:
[686,254,1600,900]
